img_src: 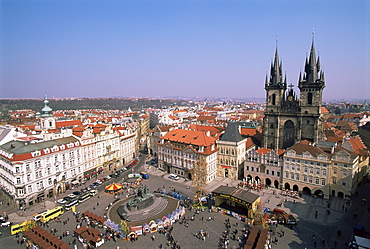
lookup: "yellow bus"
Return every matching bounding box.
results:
[10,220,36,235]
[40,206,64,223]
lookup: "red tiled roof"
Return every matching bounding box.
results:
[287,140,328,157]
[56,120,82,128]
[321,106,329,114]
[240,127,258,136]
[161,129,217,147]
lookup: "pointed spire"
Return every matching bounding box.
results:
[270,42,282,85]
[303,30,319,83]
[317,54,321,72]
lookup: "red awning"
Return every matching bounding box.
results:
[98,168,104,172]
[85,174,91,178]
[92,172,98,175]
[221,165,232,169]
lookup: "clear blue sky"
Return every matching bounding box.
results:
[1,0,369,101]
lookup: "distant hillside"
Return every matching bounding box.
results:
[0,98,192,112]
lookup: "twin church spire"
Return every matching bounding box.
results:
[266,35,325,102]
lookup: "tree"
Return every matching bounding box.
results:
[190,156,207,204]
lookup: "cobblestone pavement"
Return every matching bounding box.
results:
[0,154,369,249]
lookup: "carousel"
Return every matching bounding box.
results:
[105,183,123,193]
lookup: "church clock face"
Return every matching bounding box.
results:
[288,96,293,101]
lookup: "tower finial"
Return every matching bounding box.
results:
[312,28,315,43]
[276,35,278,49]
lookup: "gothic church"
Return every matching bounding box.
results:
[263,40,326,149]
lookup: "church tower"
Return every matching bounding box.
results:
[40,94,56,131]
[263,38,325,150]
[298,39,326,142]
[263,46,288,149]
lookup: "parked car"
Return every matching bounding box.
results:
[285,214,297,225]
[68,194,76,198]
[90,189,98,196]
[57,199,67,204]
[169,174,179,180]
[0,221,11,227]
[95,180,102,185]
[80,188,88,193]
[89,184,96,189]
[73,191,82,196]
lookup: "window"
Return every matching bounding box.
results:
[322,170,326,176]
[27,174,31,181]
[304,167,308,173]
[303,176,307,182]
[344,164,348,168]
[15,167,20,173]
[16,178,21,184]
[315,178,319,184]
[286,164,290,170]
[342,180,347,186]
[316,169,320,175]
[286,172,289,178]
[309,177,313,183]
[342,170,347,177]
[26,164,30,172]
[272,171,275,176]
[246,166,249,171]
[48,178,52,185]
[296,165,300,171]
[321,179,326,185]
[296,174,300,180]
[291,173,294,180]
[307,92,313,105]
[333,168,337,174]
[332,177,337,184]
[18,189,24,196]
[251,167,254,172]
[317,163,320,166]
[310,168,314,174]
[292,165,295,171]
[28,185,32,193]
[266,169,270,175]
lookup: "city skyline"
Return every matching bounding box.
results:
[2,0,369,101]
